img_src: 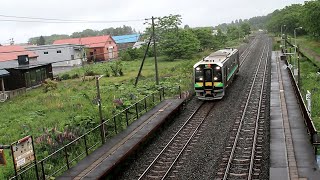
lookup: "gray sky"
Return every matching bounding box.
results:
[0,0,305,44]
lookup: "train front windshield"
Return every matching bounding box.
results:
[194,64,222,89]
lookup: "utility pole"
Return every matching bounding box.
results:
[152,16,159,85]
[96,75,105,143]
[135,36,152,86]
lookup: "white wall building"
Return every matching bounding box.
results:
[26,44,85,67]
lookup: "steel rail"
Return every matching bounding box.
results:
[240,37,259,67]
[138,101,213,180]
[247,39,270,179]
[222,42,268,180]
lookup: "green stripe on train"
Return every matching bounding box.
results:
[194,83,202,88]
[227,65,239,81]
[215,82,224,87]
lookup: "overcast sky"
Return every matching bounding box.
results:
[0,0,305,44]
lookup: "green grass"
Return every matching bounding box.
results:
[297,36,320,55]
[299,57,320,131]
[0,52,211,179]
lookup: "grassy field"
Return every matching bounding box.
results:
[0,52,211,178]
[297,36,320,55]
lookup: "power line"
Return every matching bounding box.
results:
[0,14,145,23]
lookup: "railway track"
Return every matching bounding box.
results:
[240,36,258,66]
[215,39,270,180]
[137,102,214,180]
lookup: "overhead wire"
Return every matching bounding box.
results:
[0,14,145,23]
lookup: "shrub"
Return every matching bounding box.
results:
[43,79,58,93]
[60,74,70,80]
[71,73,79,79]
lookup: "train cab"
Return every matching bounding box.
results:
[193,48,239,100]
[194,63,224,100]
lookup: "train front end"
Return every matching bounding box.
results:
[194,63,224,100]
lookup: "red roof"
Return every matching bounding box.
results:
[0,45,38,62]
[53,35,114,48]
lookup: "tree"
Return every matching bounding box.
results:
[144,14,182,41]
[192,27,215,50]
[184,25,190,29]
[303,0,320,37]
[37,36,45,45]
[240,23,251,35]
[160,29,200,60]
[214,29,227,47]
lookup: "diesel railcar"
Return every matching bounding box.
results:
[193,48,239,100]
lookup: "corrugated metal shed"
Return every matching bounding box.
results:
[112,34,140,44]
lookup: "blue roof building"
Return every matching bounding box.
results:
[112,34,140,44]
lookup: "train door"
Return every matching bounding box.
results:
[203,68,213,90]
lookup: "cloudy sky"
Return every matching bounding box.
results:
[0,0,305,44]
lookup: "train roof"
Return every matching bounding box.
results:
[193,48,238,68]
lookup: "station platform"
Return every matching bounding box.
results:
[270,51,320,179]
[57,98,185,180]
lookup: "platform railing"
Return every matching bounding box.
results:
[282,41,319,154]
[9,86,183,180]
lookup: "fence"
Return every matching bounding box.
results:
[9,86,183,180]
[282,41,319,154]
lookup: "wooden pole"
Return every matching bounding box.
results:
[152,16,159,85]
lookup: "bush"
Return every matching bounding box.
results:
[60,74,70,80]
[71,73,79,79]
[43,79,58,93]
[110,61,124,77]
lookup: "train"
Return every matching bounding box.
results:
[193,48,240,100]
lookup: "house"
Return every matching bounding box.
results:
[0,45,53,97]
[112,34,140,50]
[53,35,118,62]
[26,44,85,67]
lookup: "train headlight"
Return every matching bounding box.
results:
[196,67,201,71]
[216,66,221,70]
[199,77,203,81]
[214,77,218,81]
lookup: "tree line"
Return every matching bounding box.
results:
[120,14,251,61]
[28,25,137,45]
[248,1,320,38]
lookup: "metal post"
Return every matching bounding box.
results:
[40,161,45,180]
[297,53,301,88]
[64,146,70,169]
[11,145,18,178]
[135,103,139,119]
[152,16,159,85]
[96,75,105,143]
[1,78,4,94]
[125,109,129,126]
[80,47,85,68]
[144,98,147,112]
[84,135,88,156]
[294,29,297,49]
[31,136,39,180]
